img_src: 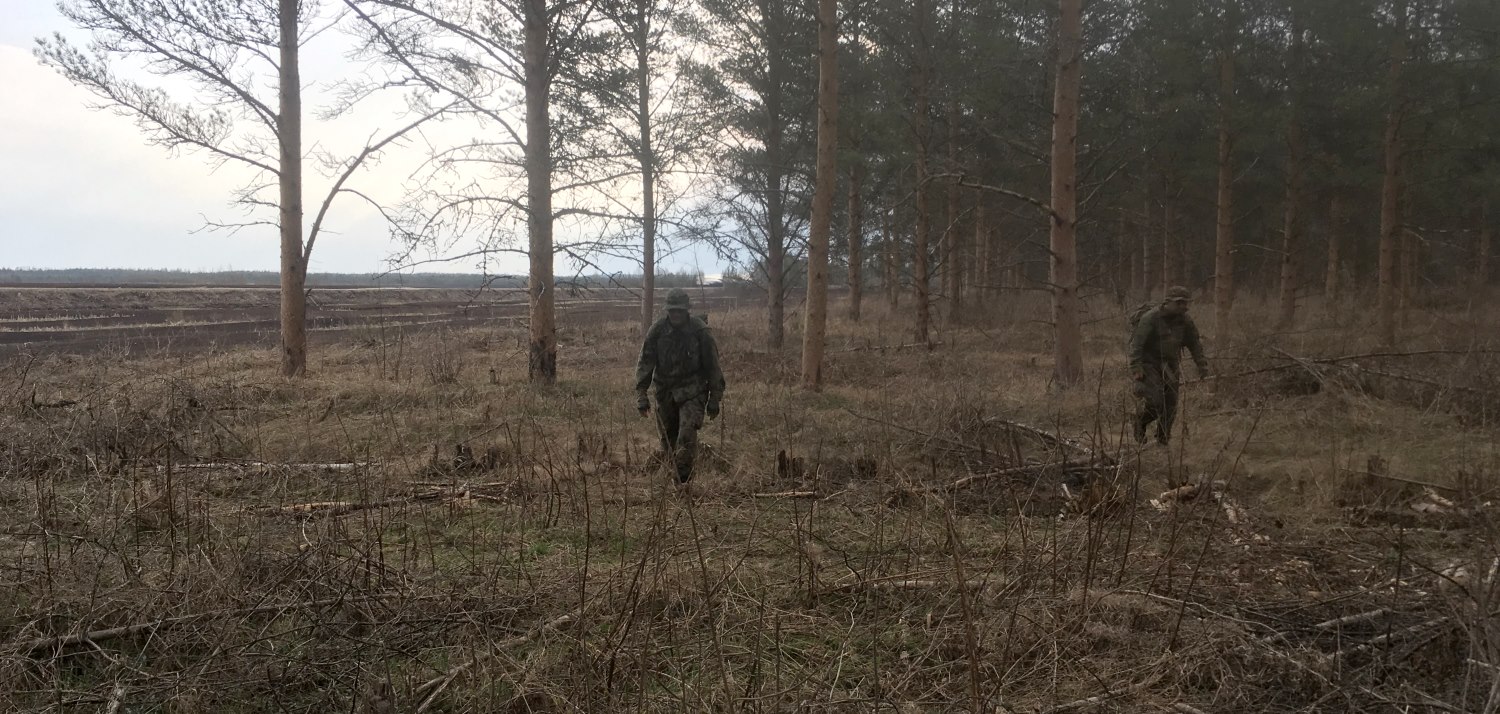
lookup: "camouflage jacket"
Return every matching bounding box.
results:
[635,316,725,402]
[1128,307,1208,378]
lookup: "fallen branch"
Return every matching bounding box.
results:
[944,462,1108,492]
[1318,349,1500,363]
[1273,348,1331,390]
[1338,468,1457,493]
[753,491,819,499]
[831,341,942,353]
[1261,608,1394,646]
[1186,364,1300,384]
[982,417,1109,464]
[843,408,990,456]
[1337,363,1498,398]
[822,579,989,595]
[164,461,366,473]
[1035,670,1165,713]
[1172,705,1210,714]
[26,397,79,410]
[1316,616,1452,666]
[413,607,586,713]
[818,569,1015,597]
[1314,608,1394,632]
[12,594,398,655]
[269,490,446,517]
[409,480,511,489]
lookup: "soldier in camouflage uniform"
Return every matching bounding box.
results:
[1128,286,1210,445]
[635,288,725,484]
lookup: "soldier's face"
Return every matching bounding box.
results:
[667,309,688,326]
[1165,299,1189,315]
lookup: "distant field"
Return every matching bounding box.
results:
[0,284,752,356]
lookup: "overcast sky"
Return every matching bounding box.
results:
[0,1,720,277]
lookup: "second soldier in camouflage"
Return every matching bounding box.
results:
[1128,286,1210,445]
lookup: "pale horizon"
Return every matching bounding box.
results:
[0,1,725,278]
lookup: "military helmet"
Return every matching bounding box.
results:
[665,288,692,312]
[1165,286,1192,302]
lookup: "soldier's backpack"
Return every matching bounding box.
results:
[696,313,709,326]
[1127,301,1155,330]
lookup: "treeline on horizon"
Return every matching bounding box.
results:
[0,268,710,290]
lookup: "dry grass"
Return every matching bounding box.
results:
[0,291,1497,712]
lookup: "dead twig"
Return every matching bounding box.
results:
[1317,349,1500,363]
[413,607,586,713]
[982,417,1109,464]
[269,489,446,517]
[944,462,1112,492]
[1035,669,1166,713]
[1261,608,1395,646]
[12,594,400,655]
[103,684,126,714]
[831,341,944,353]
[1316,616,1452,666]
[165,461,366,473]
[842,408,989,456]
[817,569,953,595]
[1314,608,1395,632]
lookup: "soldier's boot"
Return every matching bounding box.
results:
[1157,408,1176,447]
[1133,415,1149,444]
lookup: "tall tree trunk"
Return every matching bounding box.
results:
[1050,0,1083,386]
[766,190,786,350]
[1213,42,1236,339]
[1161,184,1175,294]
[972,199,986,308]
[1142,191,1157,297]
[1118,209,1133,303]
[914,159,932,344]
[1325,193,1343,302]
[979,213,994,307]
[636,7,656,334]
[763,0,787,351]
[847,162,864,322]
[801,0,837,390]
[1278,11,1305,328]
[883,207,899,310]
[944,102,961,323]
[278,0,306,378]
[1377,5,1407,346]
[912,0,932,344]
[1278,119,1303,328]
[524,0,556,383]
[1399,215,1417,313]
[1478,201,1492,290]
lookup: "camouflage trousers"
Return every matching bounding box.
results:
[1134,367,1181,443]
[655,392,706,483]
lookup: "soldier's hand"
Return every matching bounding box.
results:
[1132,370,1144,382]
[637,395,651,417]
[706,399,720,420]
